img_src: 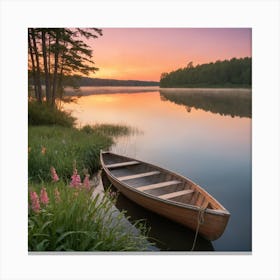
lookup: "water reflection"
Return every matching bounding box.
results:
[117,194,214,251]
[160,88,251,118]
[102,171,213,251]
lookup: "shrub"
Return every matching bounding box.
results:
[28,101,76,127]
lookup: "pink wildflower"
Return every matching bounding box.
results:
[30,191,40,213]
[54,187,61,203]
[83,174,90,190]
[41,146,46,155]
[50,166,59,182]
[70,168,81,188]
[40,187,49,205]
[109,190,117,199]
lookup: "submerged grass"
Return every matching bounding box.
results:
[81,123,139,137]
[29,182,150,251]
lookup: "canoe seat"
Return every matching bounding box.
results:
[137,180,181,191]
[106,161,140,169]
[117,171,160,181]
[158,189,194,200]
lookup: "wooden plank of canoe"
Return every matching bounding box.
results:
[106,161,140,169]
[117,171,160,181]
[137,180,181,191]
[200,198,209,209]
[158,189,194,200]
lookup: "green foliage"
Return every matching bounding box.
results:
[28,101,76,127]
[28,126,113,182]
[28,182,150,251]
[160,57,252,88]
[28,103,149,251]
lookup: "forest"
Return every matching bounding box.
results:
[160,57,252,88]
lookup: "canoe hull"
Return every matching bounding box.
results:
[102,167,229,241]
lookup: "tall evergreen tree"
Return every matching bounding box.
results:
[28,29,38,100]
[41,29,51,103]
[28,28,102,106]
[30,28,42,103]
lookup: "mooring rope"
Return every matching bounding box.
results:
[191,207,206,251]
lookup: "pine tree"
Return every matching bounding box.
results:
[28,28,102,106]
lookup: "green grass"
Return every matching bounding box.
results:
[28,125,113,182]
[28,101,76,127]
[28,182,150,251]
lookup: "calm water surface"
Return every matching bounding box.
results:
[64,86,252,252]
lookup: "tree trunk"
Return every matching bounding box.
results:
[57,40,67,100]
[51,29,61,106]
[58,65,64,99]
[48,33,52,94]
[31,28,42,103]
[28,29,38,99]
[41,29,51,103]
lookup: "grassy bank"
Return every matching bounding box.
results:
[28,125,113,182]
[29,181,149,251]
[28,101,151,251]
[28,100,76,127]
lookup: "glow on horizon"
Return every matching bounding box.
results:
[88,28,251,81]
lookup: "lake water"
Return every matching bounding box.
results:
[63,86,252,252]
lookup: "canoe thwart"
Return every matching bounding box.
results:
[105,161,140,169]
[117,171,160,181]
[158,189,194,200]
[137,180,181,191]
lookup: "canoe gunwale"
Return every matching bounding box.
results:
[100,151,230,217]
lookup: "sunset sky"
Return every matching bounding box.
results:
[89,28,251,81]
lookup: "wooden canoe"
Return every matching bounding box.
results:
[100,151,230,241]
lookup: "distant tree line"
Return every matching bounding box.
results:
[28,28,102,106]
[160,57,252,88]
[71,76,159,87]
[29,72,159,87]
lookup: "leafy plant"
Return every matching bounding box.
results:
[28,182,150,251]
